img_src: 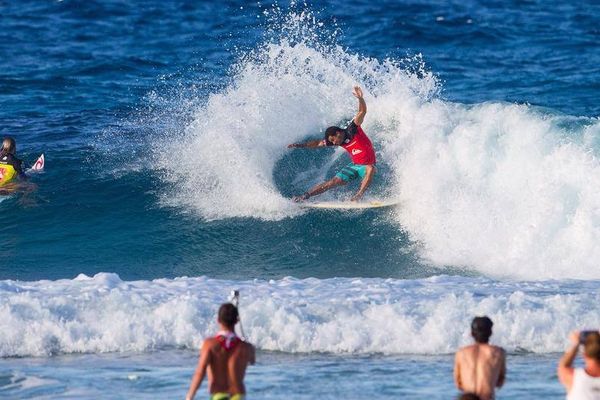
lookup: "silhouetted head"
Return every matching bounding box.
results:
[471,316,493,344]
[218,303,239,330]
[324,126,345,146]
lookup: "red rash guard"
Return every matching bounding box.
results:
[323,121,376,165]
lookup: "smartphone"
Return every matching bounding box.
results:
[579,330,597,344]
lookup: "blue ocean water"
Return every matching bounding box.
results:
[1,0,600,398]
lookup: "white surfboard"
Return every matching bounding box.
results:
[26,154,44,173]
[300,199,400,210]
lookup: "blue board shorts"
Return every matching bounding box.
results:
[335,163,368,182]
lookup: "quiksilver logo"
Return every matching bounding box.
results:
[351,149,362,155]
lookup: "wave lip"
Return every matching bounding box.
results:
[155,8,439,221]
[150,6,600,280]
[1,273,599,357]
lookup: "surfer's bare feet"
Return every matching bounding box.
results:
[351,193,363,202]
[292,193,310,202]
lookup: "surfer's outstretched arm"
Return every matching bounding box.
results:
[287,139,325,149]
[351,164,376,201]
[352,86,367,126]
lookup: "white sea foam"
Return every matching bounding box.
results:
[1,273,599,357]
[386,102,600,280]
[155,9,439,221]
[154,9,600,280]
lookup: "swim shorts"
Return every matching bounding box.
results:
[335,163,368,182]
[210,393,244,400]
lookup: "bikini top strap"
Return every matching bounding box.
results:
[215,331,241,351]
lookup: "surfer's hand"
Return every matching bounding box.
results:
[287,143,299,148]
[352,86,363,99]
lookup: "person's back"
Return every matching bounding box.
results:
[455,343,506,400]
[186,304,255,400]
[454,316,506,400]
[204,334,254,396]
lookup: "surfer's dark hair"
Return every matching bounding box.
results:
[471,316,493,343]
[324,126,343,145]
[218,303,239,329]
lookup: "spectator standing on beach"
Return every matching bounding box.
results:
[558,330,600,399]
[454,316,506,400]
[186,303,255,400]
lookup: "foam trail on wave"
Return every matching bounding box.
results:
[155,8,438,220]
[155,6,600,279]
[1,273,599,357]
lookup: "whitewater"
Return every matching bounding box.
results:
[153,12,600,280]
[2,273,600,358]
[2,3,599,360]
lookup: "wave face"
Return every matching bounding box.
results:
[154,19,440,220]
[1,4,599,283]
[2,273,599,357]
[150,10,600,280]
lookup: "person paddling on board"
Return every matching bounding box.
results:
[0,137,27,191]
[186,303,256,400]
[288,86,376,202]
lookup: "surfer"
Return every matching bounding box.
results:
[0,137,27,193]
[186,303,255,400]
[288,86,376,202]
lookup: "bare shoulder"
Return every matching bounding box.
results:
[241,341,255,351]
[202,337,220,350]
[457,344,477,354]
[486,345,506,363]
[204,337,219,345]
[491,345,506,356]
[238,341,256,364]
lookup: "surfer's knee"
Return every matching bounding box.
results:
[331,176,346,186]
